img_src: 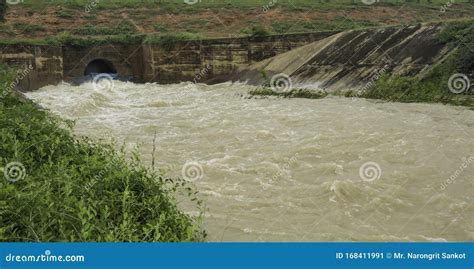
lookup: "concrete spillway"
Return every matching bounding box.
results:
[231,24,455,92]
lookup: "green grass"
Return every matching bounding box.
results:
[12,23,46,34]
[73,21,136,36]
[0,64,205,242]
[17,0,472,10]
[249,87,329,99]
[56,9,76,19]
[269,18,379,34]
[153,23,169,32]
[240,24,272,38]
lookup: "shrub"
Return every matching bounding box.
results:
[241,24,271,38]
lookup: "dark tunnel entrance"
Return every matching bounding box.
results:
[84,59,117,76]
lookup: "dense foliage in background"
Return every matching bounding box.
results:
[0,65,205,242]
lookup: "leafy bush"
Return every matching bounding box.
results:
[0,64,205,242]
[241,24,271,38]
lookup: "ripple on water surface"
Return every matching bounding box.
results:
[27,81,474,242]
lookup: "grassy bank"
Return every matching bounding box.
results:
[0,65,204,242]
[2,0,473,40]
[249,88,328,99]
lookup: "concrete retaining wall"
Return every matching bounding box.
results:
[230,24,455,92]
[0,45,63,91]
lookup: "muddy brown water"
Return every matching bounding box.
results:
[27,81,474,242]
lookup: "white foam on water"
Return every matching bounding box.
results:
[26,81,474,242]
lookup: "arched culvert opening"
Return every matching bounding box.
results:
[84,59,117,76]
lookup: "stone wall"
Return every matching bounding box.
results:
[143,32,338,84]
[1,31,339,90]
[231,24,455,92]
[0,45,63,91]
[62,43,144,81]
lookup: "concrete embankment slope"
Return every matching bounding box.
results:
[230,24,455,92]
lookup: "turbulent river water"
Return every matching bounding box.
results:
[27,81,474,242]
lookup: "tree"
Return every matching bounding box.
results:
[0,0,7,22]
